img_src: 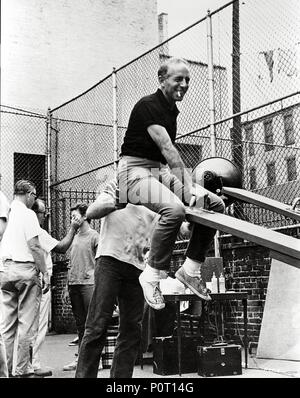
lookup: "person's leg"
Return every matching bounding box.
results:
[110,263,144,378]
[68,285,86,349]
[118,159,186,271]
[175,190,226,299]
[126,175,185,310]
[32,289,51,371]
[14,272,42,376]
[75,257,120,378]
[0,333,8,378]
[185,190,225,261]
[1,283,18,376]
[0,288,9,378]
[159,169,226,300]
[77,284,94,347]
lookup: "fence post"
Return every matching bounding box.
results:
[206,9,217,158]
[46,107,53,331]
[46,107,52,236]
[207,9,220,257]
[112,67,118,179]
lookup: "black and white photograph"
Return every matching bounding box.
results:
[0,0,299,383]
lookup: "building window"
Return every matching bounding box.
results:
[266,162,276,186]
[283,113,295,145]
[176,143,202,170]
[249,167,257,190]
[245,124,255,156]
[14,153,46,198]
[286,157,297,181]
[264,119,273,152]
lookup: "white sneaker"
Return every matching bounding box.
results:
[139,272,165,310]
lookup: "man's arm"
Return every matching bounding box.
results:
[28,236,50,293]
[86,192,116,219]
[87,176,127,220]
[0,218,7,241]
[53,220,79,253]
[28,236,47,274]
[148,124,208,200]
[148,124,193,189]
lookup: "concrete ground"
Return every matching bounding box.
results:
[36,333,300,379]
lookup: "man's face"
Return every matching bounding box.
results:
[71,209,85,226]
[26,188,37,209]
[160,63,190,104]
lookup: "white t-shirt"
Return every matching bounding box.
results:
[96,203,158,271]
[1,200,41,263]
[38,228,59,276]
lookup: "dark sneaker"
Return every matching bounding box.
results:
[139,272,165,310]
[34,368,53,377]
[175,267,211,301]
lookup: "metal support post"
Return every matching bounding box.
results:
[206,10,220,257]
[112,68,118,179]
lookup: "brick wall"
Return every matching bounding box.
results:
[51,260,76,333]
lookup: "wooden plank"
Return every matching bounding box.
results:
[269,250,300,269]
[222,186,300,222]
[185,207,300,267]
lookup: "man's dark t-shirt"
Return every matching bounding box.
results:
[120,89,179,164]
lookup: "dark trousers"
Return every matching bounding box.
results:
[68,284,94,347]
[75,256,144,378]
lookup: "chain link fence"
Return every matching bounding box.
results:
[0,105,48,202]
[48,0,299,245]
[2,0,298,249]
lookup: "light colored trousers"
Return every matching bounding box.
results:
[1,260,41,376]
[0,286,8,378]
[118,156,225,270]
[32,289,51,370]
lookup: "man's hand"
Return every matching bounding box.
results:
[42,272,50,294]
[63,285,70,305]
[104,179,127,210]
[189,184,209,208]
[177,221,192,241]
[70,218,80,232]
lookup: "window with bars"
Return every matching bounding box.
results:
[14,153,46,198]
[283,113,295,145]
[286,157,297,181]
[266,162,276,186]
[245,124,255,156]
[264,119,274,152]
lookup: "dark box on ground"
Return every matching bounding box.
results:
[197,344,242,377]
[152,335,204,376]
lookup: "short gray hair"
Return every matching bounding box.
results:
[158,57,189,80]
[14,180,36,196]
